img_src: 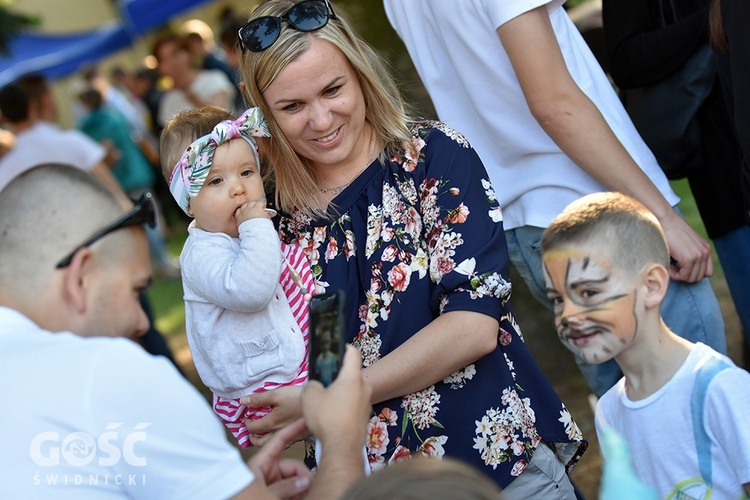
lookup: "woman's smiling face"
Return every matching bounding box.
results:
[261,37,370,175]
[543,244,641,364]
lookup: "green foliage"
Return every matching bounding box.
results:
[564,0,590,9]
[0,3,40,55]
[669,179,708,239]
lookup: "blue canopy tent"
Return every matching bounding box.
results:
[0,0,213,87]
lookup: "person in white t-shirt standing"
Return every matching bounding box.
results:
[0,163,372,499]
[0,73,184,367]
[153,33,237,127]
[0,74,120,193]
[383,0,726,397]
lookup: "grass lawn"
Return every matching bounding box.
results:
[146,230,193,377]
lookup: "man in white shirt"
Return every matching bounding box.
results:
[0,74,121,193]
[0,164,371,499]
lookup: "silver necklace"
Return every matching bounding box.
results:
[319,148,378,195]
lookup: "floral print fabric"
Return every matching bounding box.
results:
[279,121,586,488]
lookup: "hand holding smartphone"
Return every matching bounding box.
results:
[308,290,371,475]
[308,290,346,387]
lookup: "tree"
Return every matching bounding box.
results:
[0,2,40,55]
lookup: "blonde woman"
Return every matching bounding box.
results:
[237,0,586,494]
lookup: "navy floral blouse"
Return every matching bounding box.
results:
[279,121,586,488]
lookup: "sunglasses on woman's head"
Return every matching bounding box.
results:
[238,0,336,53]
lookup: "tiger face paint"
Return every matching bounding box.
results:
[543,246,640,364]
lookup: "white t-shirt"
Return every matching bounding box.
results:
[383,0,679,230]
[0,121,106,192]
[0,307,254,499]
[596,343,750,498]
[157,70,236,126]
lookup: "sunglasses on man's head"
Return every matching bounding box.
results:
[55,192,157,269]
[238,0,336,53]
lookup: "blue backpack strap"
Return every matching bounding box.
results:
[691,354,731,488]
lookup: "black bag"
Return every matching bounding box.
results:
[621,0,717,180]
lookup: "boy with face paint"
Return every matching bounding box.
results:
[541,192,750,498]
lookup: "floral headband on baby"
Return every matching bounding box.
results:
[168,107,271,215]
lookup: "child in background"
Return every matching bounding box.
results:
[160,106,314,448]
[540,192,750,498]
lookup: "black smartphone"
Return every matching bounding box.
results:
[308,289,346,387]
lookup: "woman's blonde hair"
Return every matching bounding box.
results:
[239,0,413,218]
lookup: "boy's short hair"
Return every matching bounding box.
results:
[159,105,234,180]
[541,192,670,274]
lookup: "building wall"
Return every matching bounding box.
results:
[13,0,117,33]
